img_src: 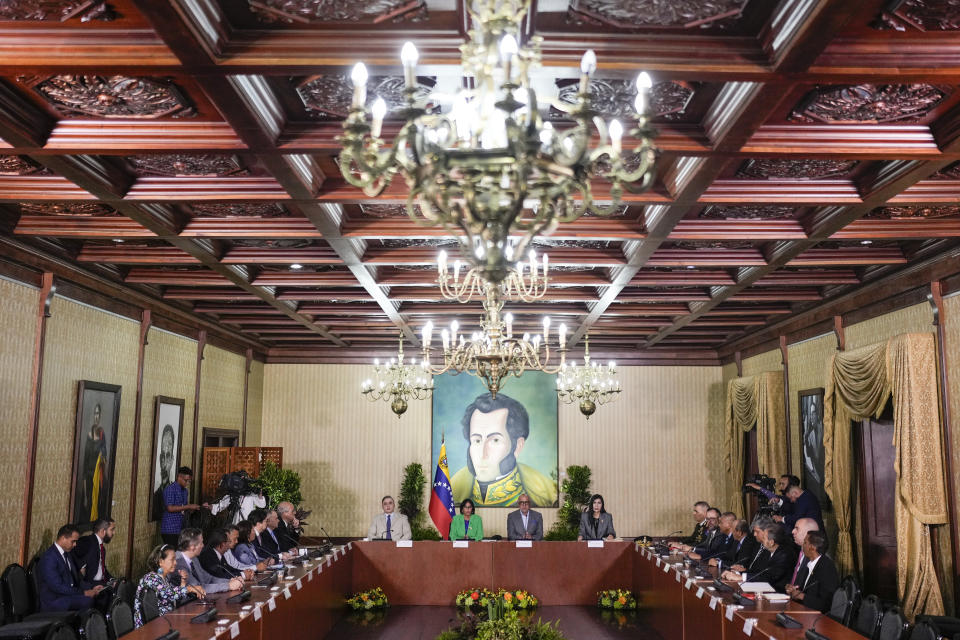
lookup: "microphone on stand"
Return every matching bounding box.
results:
[153,615,179,640]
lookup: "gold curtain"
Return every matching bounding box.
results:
[823,333,948,620]
[724,370,787,515]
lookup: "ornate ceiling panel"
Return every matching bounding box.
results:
[187,203,290,218]
[554,79,696,121]
[698,205,797,220]
[130,155,247,177]
[246,0,426,24]
[736,159,858,180]
[297,75,437,118]
[0,1,116,21]
[566,0,749,30]
[18,202,117,216]
[864,205,960,219]
[789,84,950,124]
[21,75,195,119]
[873,0,960,32]
[0,156,51,176]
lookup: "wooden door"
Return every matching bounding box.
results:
[856,405,898,601]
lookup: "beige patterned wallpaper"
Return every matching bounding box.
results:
[942,294,960,556]
[260,364,726,539]
[845,302,934,351]
[245,360,264,446]
[133,327,198,575]
[0,278,39,568]
[32,297,140,568]
[198,345,246,438]
[741,349,783,377]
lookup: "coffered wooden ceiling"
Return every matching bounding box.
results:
[2,0,960,364]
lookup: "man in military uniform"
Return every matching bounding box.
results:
[451,393,557,508]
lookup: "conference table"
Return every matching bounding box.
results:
[123,541,862,640]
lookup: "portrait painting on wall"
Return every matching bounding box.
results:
[433,371,558,508]
[149,396,184,521]
[70,381,122,528]
[799,388,831,511]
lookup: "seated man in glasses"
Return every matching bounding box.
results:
[506,494,543,541]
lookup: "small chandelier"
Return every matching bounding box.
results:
[361,336,434,417]
[437,247,548,304]
[420,289,566,396]
[339,0,657,284]
[557,334,621,419]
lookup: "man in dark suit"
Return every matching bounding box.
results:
[776,485,824,532]
[506,494,543,541]
[72,518,115,586]
[786,530,839,612]
[175,528,243,594]
[711,519,759,571]
[275,502,301,552]
[36,524,104,611]
[784,518,820,591]
[199,528,253,580]
[247,509,278,563]
[689,511,735,562]
[261,510,283,557]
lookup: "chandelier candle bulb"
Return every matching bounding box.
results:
[453,260,461,283]
[350,63,368,108]
[370,97,387,138]
[441,329,450,351]
[529,249,537,278]
[422,321,433,347]
[438,250,448,275]
[579,49,597,94]
[400,41,419,89]
[542,253,548,277]
[500,34,518,83]
[609,119,623,154]
[635,72,652,115]
[505,312,514,338]
[558,323,567,346]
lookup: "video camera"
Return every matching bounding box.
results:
[219,470,253,495]
[741,473,775,496]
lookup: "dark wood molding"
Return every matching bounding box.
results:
[833,315,845,352]
[735,351,743,377]
[125,308,151,576]
[19,271,54,566]
[242,348,252,447]
[779,334,792,475]
[190,329,206,504]
[928,280,960,613]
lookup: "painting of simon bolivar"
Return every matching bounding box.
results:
[433,372,558,508]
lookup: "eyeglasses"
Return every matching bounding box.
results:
[518,501,530,505]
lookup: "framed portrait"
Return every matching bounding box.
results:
[799,388,831,511]
[148,396,185,521]
[69,381,122,528]
[432,372,558,508]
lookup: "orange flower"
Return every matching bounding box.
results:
[618,596,627,605]
[471,591,480,600]
[361,595,368,601]
[517,592,526,601]
[503,592,513,601]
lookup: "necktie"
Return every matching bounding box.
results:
[790,553,804,585]
[99,543,107,579]
[63,553,74,584]
[386,515,392,540]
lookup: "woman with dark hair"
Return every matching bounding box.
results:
[233,520,261,567]
[133,545,204,627]
[578,494,616,541]
[449,499,484,541]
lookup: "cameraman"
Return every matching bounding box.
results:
[745,474,798,518]
[210,472,266,525]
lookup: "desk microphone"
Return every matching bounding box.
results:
[804,614,829,640]
[319,527,333,543]
[154,616,179,640]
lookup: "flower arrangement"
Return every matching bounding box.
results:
[455,587,496,610]
[436,611,568,640]
[597,588,637,610]
[498,588,538,610]
[455,587,539,611]
[346,587,389,610]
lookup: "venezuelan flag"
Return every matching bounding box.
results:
[429,438,456,539]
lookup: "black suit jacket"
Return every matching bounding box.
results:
[747,545,798,592]
[795,554,840,612]
[276,520,300,552]
[261,529,282,556]
[722,535,759,570]
[198,546,241,579]
[694,530,729,559]
[783,491,824,531]
[72,534,112,583]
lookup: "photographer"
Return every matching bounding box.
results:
[744,474,798,518]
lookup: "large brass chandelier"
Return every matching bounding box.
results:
[557,334,621,419]
[361,336,434,417]
[339,0,658,283]
[419,285,566,397]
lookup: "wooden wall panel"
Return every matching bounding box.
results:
[259,364,725,539]
[0,277,39,568]
[198,345,246,435]
[32,297,140,566]
[133,327,197,576]
[942,293,960,573]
